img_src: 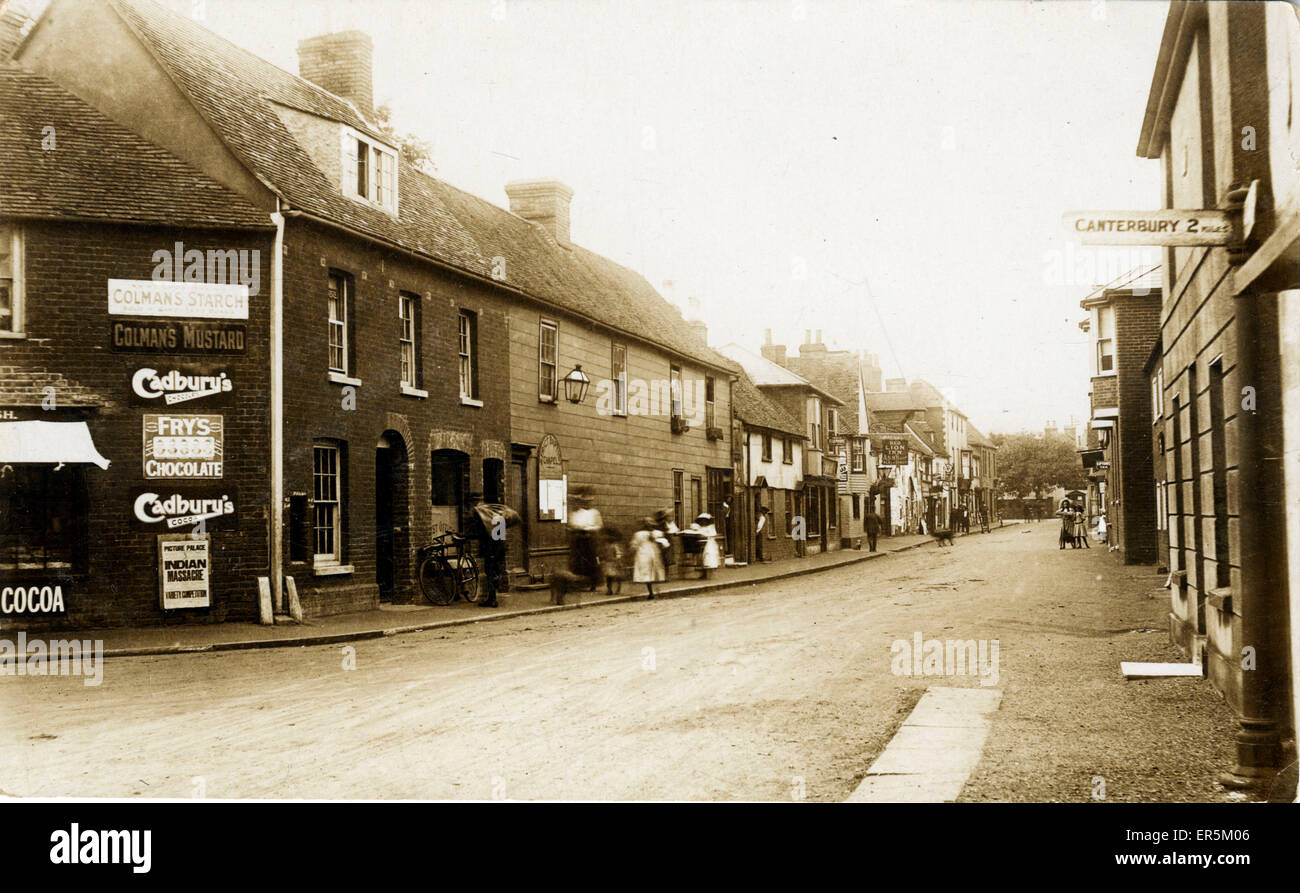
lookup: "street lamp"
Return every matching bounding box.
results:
[563,364,591,404]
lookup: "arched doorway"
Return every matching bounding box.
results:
[375,431,411,603]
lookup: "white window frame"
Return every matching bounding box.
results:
[809,397,823,450]
[670,365,684,421]
[341,127,399,214]
[399,293,417,388]
[538,320,558,402]
[611,343,628,416]
[0,222,24,337]
[328,272,349,375]
[1095,305,1116,375]
[705,376,716,429]
[458,309,477,401]
[313,442,343,567]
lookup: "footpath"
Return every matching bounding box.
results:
[19,528,981,659]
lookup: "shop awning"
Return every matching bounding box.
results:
[0,421,110,469]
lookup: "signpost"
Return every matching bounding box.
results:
[1062,209,1237,246]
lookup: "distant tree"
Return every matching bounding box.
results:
[990,432,1087,499]
[373,103,436,175]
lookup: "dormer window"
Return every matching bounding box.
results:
[342,128,398,213]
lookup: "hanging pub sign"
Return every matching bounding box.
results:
[108,279,248,320]
[130,366,234,407]
[109,319,247,353]
[143,414,224,479]
[158,534,212,610]
[129,487,237,530]
[875,436,909,467]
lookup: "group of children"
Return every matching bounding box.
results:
[1056,500,1093,550]
[597,511,723,599]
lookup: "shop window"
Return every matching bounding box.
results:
[0,466,87,574]
[431,449,470,534]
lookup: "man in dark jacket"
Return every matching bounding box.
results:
[863,507,882,552]
[468,495,507,607]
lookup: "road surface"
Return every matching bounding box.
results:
[0,524,1238,801]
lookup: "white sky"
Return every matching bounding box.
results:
[42,0,1172,435]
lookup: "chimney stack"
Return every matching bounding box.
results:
[760,335,787,368]
[298,31,375,119]
[799,327,828,356]
[505,179,574,245]
[885,378,908,393]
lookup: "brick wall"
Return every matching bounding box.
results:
[5,220,274,629]
[280,219,511,616]
[1114,294,1161,564]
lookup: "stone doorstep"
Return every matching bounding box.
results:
[1120,660,1204,679]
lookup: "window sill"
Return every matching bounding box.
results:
[401,385,429,399]
[539,396,558,405]
[329,372,362,387]
[0,331,26,340]
[313,563,354,577]
[460,396,484,408]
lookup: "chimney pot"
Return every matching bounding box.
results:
[298,31,375,119]
[505,178,575,244]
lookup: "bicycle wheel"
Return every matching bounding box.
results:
[457,554,480,604]
[418,556,456,606]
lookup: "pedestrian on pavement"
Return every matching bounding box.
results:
[468,494,507,608]
[863,507,882,552]
[696,512,721,579]
[652,508,678,577]
[567,486,603,591]
[600,525,626,595]
[754,505,770,562]
[1073,505,1090,549]
[631,517,668,598]
[1056,499,1075,549]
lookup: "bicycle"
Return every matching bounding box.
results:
[417,530,481,606]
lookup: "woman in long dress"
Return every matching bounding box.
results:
[631,518,667,599]
[696,512,721,578]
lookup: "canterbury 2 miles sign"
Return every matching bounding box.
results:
[1062,210,1236,246]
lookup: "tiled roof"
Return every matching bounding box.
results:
[717,343,841,402]
[967,423,997,449]
[106,0,735,373]
[0,65,268,228]
[902,422,936,457]
[0,366,107,407]
[864,391,923,414]
[731,371,806,438]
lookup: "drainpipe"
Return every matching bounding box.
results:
[1281,288,1300,801]
[269,202,286,611]
[1222,184,1284,788]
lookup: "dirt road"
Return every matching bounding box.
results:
[0,525,1238,801]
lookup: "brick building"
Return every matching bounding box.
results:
[1,66,275,628]
[719,341,843,555]
[1136,1,1299,788]
[1078,267,1162,564]
[12,0,736,622]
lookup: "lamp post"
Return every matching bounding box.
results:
[563,364,591,404]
